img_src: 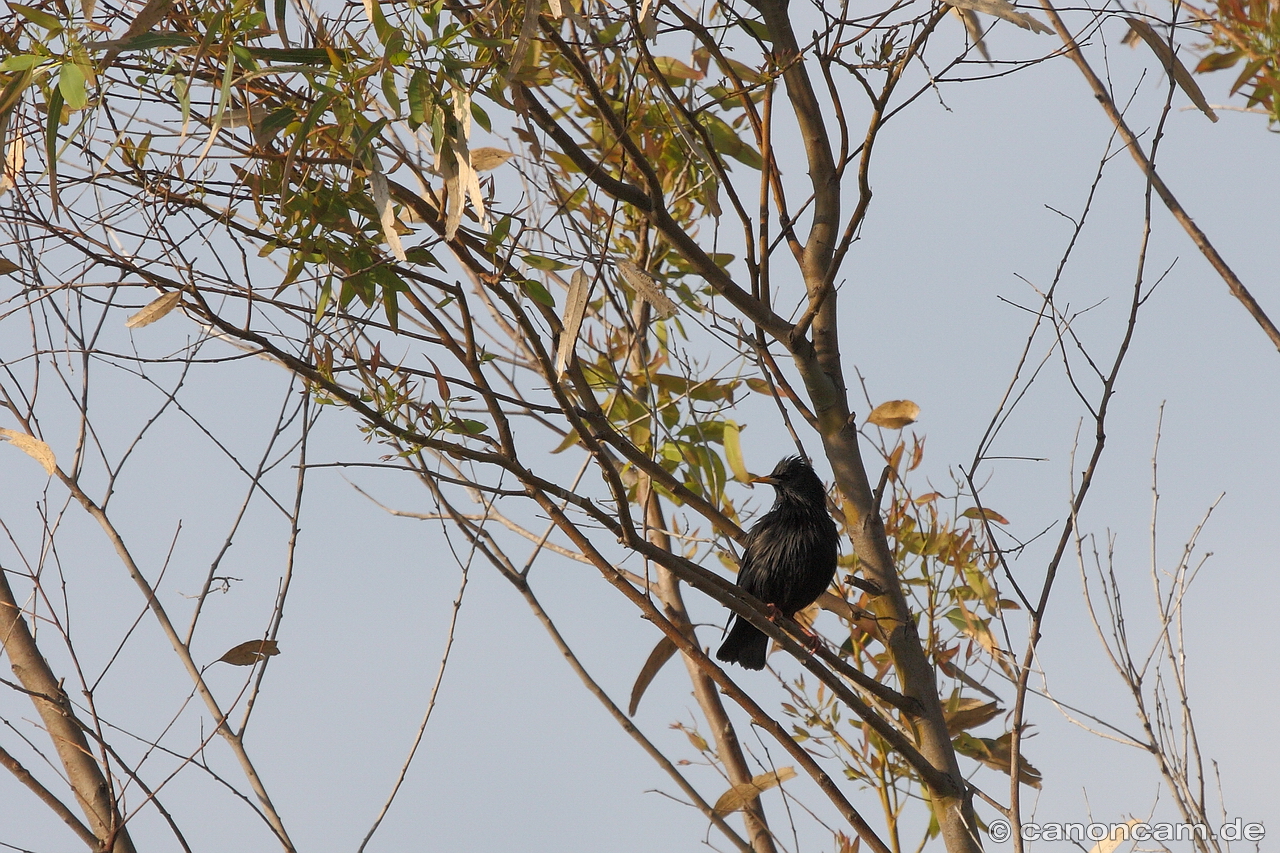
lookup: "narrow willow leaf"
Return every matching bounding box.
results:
[439,90,486,241]
[1125,18,1218,122]
[0,428,57,475]
[616,260,677,319]
[627,635,677,716]
[951,7,991,63]
[10,3,63,31]
[723,420,750,483]
[961,506,1009,524]
[369,169,406,261]
[503,0,541,84]
[867,399,920,429]
[555,268,590,379]
[125,290,183,328]
[945,0,1051,33]
[712,767,796,816]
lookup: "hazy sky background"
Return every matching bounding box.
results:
[1,5,1276,852]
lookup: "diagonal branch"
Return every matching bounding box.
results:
[1039,0,1280,352]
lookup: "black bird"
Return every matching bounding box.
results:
[716,456,840,670]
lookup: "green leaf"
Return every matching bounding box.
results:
[407,69,429,127]
[255,107,297,143]
[470,99,491,133]
[58,63,88,111]
[1,55,45,72]
[10,3,63,31]
[108,32,198,51]
[449,418,489,435]
[384,31,410,66]
[522,253,572,271]
[244,46,338,65]
[703,113,762,169]
[521,278,555,307]
[651,56,704,81]
[1195,50,1242,74]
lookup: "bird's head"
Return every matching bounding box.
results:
[752,456,828,507]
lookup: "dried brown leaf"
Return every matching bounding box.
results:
[1125,17,1218,121]
[944,697,1002,734]
[712,767,796,816]
[217,639,280,666]
[628,635,678,716]
[617,260,678,319]
[369,169,406,262]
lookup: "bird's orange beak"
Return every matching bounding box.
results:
[749,474,779,487]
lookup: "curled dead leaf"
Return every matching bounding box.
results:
[944,697,1002,734]
[125,291,183,329]
[0,428,57,475]
[217,639,280,666]
[867,400,920,429]
[712,767,796,816]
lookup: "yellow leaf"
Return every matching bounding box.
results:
[0,428,57,475]
[217,639,280,666]
[683,728,709,753]
[712,767,796,816]
[961,506,1009,525]
[470,147,513,171]
[952,732,1041,788]
[1088,820,1140,853]
[867,400,920,429]
[125,290,183,328]
[0,258,19,275]
[723,420,750,483]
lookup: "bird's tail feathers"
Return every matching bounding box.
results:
[715,616,768,670]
